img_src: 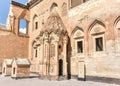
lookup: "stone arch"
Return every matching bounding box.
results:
[114,16,120,55]
[114,16,120,29]
[50,3,58,13]
[33,14,38,30]
[71,26,84,52]
[88,19,106,34]
[71,26,84,37]
[114,16,120,36]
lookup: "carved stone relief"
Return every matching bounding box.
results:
[62,3,67,16]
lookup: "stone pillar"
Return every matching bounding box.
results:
[63,36,68,76]
[14,18,19,35]
[40,38,44,75]
[44,38,49,76]
[55,42,59,76]
[46,38,50,76]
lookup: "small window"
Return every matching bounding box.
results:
[35,49,37,58]
[77,41,83,53]
[19,19,27,34]
[3,67,5,73]
[95,37,103,51]
[13,68,15,75]
[33,15,38,30]
[35,22,38,29]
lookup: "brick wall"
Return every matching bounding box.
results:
[0,30,29,72]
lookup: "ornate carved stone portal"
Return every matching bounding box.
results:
[32,12,68,80]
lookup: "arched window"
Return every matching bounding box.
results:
[89,20,106,54]
[72,26,84,54]
[19,19,27,34]
[33,15,38,30]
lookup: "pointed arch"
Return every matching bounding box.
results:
[88,19,106,34]
[50,2,58,13]
[33,14,38,20]
[33,14,38,30]
[114,16,120,33]
[88,19,106,53]
[72,26,84,35]
[114,16,120,29]
[50,3,58,10]
[71,26,84,38]
[114,16,120,55]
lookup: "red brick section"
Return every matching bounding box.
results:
[0,30,29,72]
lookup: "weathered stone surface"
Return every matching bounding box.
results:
[1,0,120,82]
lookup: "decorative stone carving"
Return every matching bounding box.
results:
[62,3,67,16]
[50,65,54,73]
[89,21,106,35]
[74,30,84,38]
[42,12,67,35]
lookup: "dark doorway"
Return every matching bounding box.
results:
[13,68,16,75]
[3,67,5,73]
[59,59,63,76]
[67,37,71,79]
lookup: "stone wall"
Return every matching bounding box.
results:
[0,29,29,72]
[69,0,120,79]
[16,66,30,78]
[3,0,120,81]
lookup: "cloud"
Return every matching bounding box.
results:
[19,28,26,34]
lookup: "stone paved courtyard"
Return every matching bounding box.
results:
[0,76,119,86]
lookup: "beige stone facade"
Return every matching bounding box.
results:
[0,0,120,81]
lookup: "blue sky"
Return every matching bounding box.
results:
[0,0,28,33]
[0,0,28,25]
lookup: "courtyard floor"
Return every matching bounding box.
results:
[0,76,120,86]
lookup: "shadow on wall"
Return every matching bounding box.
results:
[67,36,72,79]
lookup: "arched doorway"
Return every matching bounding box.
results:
[59,59,63,76]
